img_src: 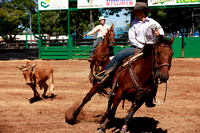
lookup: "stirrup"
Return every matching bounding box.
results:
[93,73,109,84]
[97,74,109,84]
[97,70,105,76]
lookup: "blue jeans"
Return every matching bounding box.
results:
[105,47,136,71]
[90,37,103,56]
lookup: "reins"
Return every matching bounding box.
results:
[153,40,172,106]
[154,81,168,105]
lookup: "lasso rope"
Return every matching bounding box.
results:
[144,24,162,44]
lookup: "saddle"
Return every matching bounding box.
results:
[121,49,143,68]
[108,49,144,99]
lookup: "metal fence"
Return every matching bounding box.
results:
[0,36,199,59]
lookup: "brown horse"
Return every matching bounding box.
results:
[89,24,115,83]
[98,35,174,133]
[66,34,173,124]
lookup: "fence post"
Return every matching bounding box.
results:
[38,39,41,59]
[68,35,73,59]
[26,34,28,49]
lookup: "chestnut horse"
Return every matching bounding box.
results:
[89,24,115,83]
[98,35,174,133]
[66,35,173,128]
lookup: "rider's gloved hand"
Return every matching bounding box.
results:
[83,34,87,37]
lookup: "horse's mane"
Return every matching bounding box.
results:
[104,24,114,37]
[142,35,171,57]
[156,35,172,46]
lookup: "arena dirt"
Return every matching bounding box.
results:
[0,58,199,133]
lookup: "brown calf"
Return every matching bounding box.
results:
[17,62,55,101]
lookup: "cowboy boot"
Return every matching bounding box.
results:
[93,72,109,84]
[93,67,115,84]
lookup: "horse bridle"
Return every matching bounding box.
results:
[154,44,171,80]
[151,43,172,105]
[91,30,114,57]
[107,30,115,46]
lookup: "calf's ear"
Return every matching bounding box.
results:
[16,66,23,70]
[30,64,37,71]
[16,65,27,71]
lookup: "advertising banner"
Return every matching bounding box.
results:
[148,0,200,6]
[38,0,68,10]
[78,0,136,9]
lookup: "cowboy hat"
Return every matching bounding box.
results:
[99,16,106,21]
[129,2,152,12]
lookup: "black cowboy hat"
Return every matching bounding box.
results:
[129,2,152,12]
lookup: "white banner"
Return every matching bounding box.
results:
[38,0,68,10]
[78,0,136,9]
[148,0,200,6]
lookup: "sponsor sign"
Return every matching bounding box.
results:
[38,0,68,10]
[78,0,136,9]
[148,0,200,6]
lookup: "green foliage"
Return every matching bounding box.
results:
[0,0,129,40]
[0,0,37,41]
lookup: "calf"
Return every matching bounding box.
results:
[17,62,55,101]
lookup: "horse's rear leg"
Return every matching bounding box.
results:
[72,83,100,119]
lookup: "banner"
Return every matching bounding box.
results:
[38,0,68,10]
[148,0,200,6]
[78,0,136,9]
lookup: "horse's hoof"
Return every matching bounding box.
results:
[65,112,79,125]
[97,128,106,133]
[49,94,57,99]
[120,125,127,133]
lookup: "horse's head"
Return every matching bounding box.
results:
[106,24,115,46]
[154,35,174,83]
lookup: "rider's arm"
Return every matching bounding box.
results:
[86,25,101,36]
[154,21,164,36]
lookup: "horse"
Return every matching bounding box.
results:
[98,35,174,133]
[88,24,115,83]
[65,34,173,124]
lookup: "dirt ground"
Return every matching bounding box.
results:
[0,58,199,133]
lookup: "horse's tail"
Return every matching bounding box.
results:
[97,86,110,97]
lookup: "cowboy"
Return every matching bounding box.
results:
[94,2,165,107]
[84,16,111,61]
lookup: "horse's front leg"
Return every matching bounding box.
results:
[98,89,122,132]
[120,99,144,133]
[72,83,100,119]
[100,94,114,123]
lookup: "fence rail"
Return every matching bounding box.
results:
[0,40,38,49]
[0,36,200,59]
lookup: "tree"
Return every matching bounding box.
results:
[0,0,37,48]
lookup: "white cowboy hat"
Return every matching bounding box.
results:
[99,16,106,21]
